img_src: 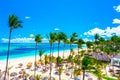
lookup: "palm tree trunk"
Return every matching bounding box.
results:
[60,74,61,80]
[40,56,41,64]
[70,44,71,56]
[71,62,74,78]
[78,47,80,68]
[58,43,60,57]
[4,30,12,80]
[105,66,107,76]
[83,70,85,80]
[63,44,66,59]
[34,43,37,79]
[58,43,60,80]
[52,44,54,57]
[50,44,52,80]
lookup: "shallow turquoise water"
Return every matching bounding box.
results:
[0,43,80,60]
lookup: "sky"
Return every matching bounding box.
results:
[0,0,120,43]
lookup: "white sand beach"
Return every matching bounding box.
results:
[0,50,71,71]
[0,49,98,80]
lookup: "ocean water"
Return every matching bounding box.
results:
[0,43,78,60]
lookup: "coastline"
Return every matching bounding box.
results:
[0,49,77,71]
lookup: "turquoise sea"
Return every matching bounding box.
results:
[0,43,79,60]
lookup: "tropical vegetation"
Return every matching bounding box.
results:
[5,14,120,80]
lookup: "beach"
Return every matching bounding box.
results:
[0,49,98,80]
[0,50,75,80]
[0,50,71,71]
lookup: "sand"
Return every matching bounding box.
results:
[0,49,98,80]
[0,50,71,70]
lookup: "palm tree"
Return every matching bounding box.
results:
[46,32,56,79]
[34,34,42,78]
[57,32,65,80]
[4,14,22,80]
[58,67,63,80]
[62,33,68,59]
[99,61,108,76]
[70,32,77,56]
[71,49,75,56]
[77,39,84,68]
[77,38,84,53]
[94,33,99,41]
[66,55,74,78]
[82,56,93,80]
[86,41,93,49]
[93,60,103,80]
[52,33,57,57]
[39,50,45,63]
[45,55,49,67]
[35,75,41,80]
[57,32,65,57]
[74,67,81,79]
[94,33,99,46]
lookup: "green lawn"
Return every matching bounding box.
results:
[91,71,117,80]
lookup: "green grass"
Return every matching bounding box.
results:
[103,76,117,80]
[91,71,117,80]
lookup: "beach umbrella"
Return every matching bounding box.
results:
[10,72,17,77]
[48,77,55,80]
[11,77,19,80]
[91,52,110,62]
[42,77,49,80]
[18,63,23,68]
[29,75,34,80]
[25,73,29,77]
[0,77,4,80]
[19,71,22,74]
[0,73,5,80]
[88,78,93,80]
[74,77,80,80]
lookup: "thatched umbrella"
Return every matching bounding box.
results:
[0,72,5,80]
[10,72,17,77]
[18,63,23,68]
[88,78,93,80]
[42,76,49,80]
[29,75,34,80]
[91,51,110,62]
[48,77,55,80]
[74,77,80,80]
[19,71,22,74]
[85,52,93,56]
[11,77,19,80]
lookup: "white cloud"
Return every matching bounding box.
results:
[84,26,120,37]
[54,28,60,31]
[84,28,104,36]
[83,38,92,42]
[113,5,120,12]
[25,16,31,19]
[1,37,49,43]
[2,38,34,43]
[112,18,120,24]
[42,38,49,43]
[84,32,87,35]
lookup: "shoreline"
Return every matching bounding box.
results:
[0,48,99,80]
[0,49,78,71]
[0,49,72,61]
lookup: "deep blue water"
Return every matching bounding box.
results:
[0,43,78,60]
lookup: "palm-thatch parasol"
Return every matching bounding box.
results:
[90,51,110,62]
[10,72,17,77]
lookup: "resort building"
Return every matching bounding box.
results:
[111,54,120,66]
